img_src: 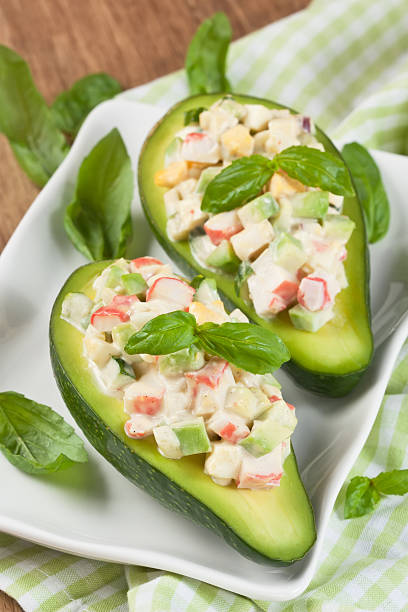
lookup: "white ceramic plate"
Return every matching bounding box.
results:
[1,99,407,602]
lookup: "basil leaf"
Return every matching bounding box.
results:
[51,73,121,137]
[0,392,87,474]
[190,274,206,290]
[275,146,354,196]
[64,128,133,260]
[196,322,290,374]
[125,311,197,355]
[185,12,232,95]
[344,476,381,519]
[112,356,135,379]
[184,107,207,126]
[234,261,253,304]
[0,45,68,187]
[342,142,390,243]
[201,155,274,213]
[373,469,408,496]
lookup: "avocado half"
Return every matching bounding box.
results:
[138,94,373,397]
[50,260,316,565]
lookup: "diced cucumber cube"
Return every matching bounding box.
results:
[101,356,135,391]
[164,137,182,166]
[289,303,334,332]
[194,278,220,305]
[240,401,296,458]
[323,214,355,242]
[172,418,211,455]
[225,385,269,421]
[106,265,125,289]
[121,273,147,295]
[195,166,222,194]
[158,345,205,376]
[271,232,307,274]
[290,191,329,219]
[61,292,94,332]
[219,97,246,119]
[206,240,240,273]
[189,233,217,269]
[238,194,279,227]
[112,322,137,352]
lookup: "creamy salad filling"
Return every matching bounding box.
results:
[61,257,297,490]
[155,97,355,333]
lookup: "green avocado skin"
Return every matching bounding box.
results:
[138,94,373,397]
[49,261,316,566]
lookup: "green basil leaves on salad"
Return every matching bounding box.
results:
[184,107,207,126]
[51,73,121,137]
[0,45,69,187]
[201,148,354,214]
[125,311,290,375]
[0,392,88,475]
[342,142,390,243]
[64,127,133,261]
[185,12,232,95]
[125,311,197,355]
[344,469,408,519]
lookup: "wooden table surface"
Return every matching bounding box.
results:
[0,1,308,610]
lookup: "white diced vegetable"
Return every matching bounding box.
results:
[61,292,94,332]
[230,220,274,261]
[204,442,243,486]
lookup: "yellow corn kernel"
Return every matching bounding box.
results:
[268,171,307,198]
[154,161,188,188]
[221,125,254,158]
[189,301,227,326]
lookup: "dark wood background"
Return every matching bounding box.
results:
[0,1,309,610]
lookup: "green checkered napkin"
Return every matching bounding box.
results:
[2,0,408,609]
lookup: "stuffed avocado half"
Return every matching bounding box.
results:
[50,259,316,565]
[138,94,373,397]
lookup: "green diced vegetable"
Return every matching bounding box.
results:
[121,273,147,295]
[172,419,211,455]
[323,214,355,242]
[289,304,334,332]
[206,240,240,273]
[106,265,125,289]
[195,166,222,194]
[112,322,138,352]
[238,194,279,226]
[194,278,220,304]
[272,233,307,273]
[158,345,205,376]
[164,137,182,166]
[290,191,329,219]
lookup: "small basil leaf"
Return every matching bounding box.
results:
[275,146,354,196]
[51,73,121,137]
[112,356,135,379]
[0,45,68,187]
[0,392,88,475]
[125,311,197,355]
[196,322,290,374]
[185,12,232,95]
[373,469,408,496]
[64,128,133,260]
[342,142,390,243]
[190,274,206,290]
[234,262,254,304]
[344,476,381,519]
[201,155,275,214]
[184,107,207,126]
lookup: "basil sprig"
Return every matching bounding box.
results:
[64,128,133,260]
[51,73,121,138]
[184,107,207,126]
[342,142,390,243]
[344,469,408,519]
[125,310,290,374]
[201,147,354,214]
[185,12,232,95]
[0,392,88,475]
[125,311,197,355]
[0,45,69,187]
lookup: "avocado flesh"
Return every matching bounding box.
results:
[138,93,373,396]
[50,261,316,565]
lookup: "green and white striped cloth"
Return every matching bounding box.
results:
[2,0,408,609]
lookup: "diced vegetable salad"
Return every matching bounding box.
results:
[155,97,355,333]
[61,257,297,490]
